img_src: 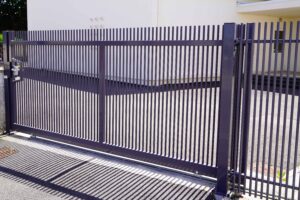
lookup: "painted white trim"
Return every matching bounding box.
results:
[237,0,300,16]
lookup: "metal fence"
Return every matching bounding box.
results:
[230,22,300,199]
[2,22,300,198]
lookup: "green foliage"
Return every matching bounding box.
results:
[0,0,27,31]
[0,33,3,43]
[276,170,287,183]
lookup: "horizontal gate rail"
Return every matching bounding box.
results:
[11,40,223,46]
[19,67,299,95]
[19,67,221,95]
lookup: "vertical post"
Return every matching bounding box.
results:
[230,24,243,176]
[240,23,255,186]
[99,45,106,143]
[215,23,237,196]
[2,31,12,134]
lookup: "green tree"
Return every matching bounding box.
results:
[0,0,27,31]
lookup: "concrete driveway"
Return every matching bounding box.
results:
[0,134,215,200]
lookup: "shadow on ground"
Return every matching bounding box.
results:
[0,135,215,200]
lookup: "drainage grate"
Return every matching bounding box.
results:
[0,146,17,159]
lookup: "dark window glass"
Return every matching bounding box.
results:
[274,30,284,53]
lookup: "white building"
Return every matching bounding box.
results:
[27,0,300,30]
[25,0,300,84]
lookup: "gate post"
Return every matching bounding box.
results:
[215,23,237,197]
[2,31,13,134]
[240,23,255,190]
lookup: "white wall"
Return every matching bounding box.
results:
[28,0,287,30]
[157,0,281,26]
[27,0,159,30]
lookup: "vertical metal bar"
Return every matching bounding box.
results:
[146,27,151,152]
[291,21,300,200]
[95,29,100,142]
[278,22,291,199]
[172,26,179,158]
[117,28,121,145]
[203,25,210,164]
[109,29,118,146]
[212,25,220,166]
[257,23,273,198]
[284,21,296,200]
[198,26,205,164]
[134,28,139,150]
[128,28,133,149]
[111,28,116,145]
[169,26,175,158]
[120,28,124,146]
[207,25,214,165]
[157,27,162,155]
[177,26,183,159]
[267,22,281,198]
[125,28,129,148]
[87,29,92,140]
[137,28,145,151]
[3,31,12,134]
[117,28,122,146]
[161,27,166,156]
[150,27,154,153]
[248,22,261,196]
[193,26,200,163]
[209,25,215,165]
[153,27,158,154]
[132,28,137,150]
[254,23,267,197]
[185,26,191,161]
[181,26,187,160]
[166,26,171,157]
[215,23,236,196]
[239,23,255,193]
[272,22,286,199]
[99,44,106,143]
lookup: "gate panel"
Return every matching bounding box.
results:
[7,26,223,177]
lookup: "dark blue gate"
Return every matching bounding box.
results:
[2,22,300,198]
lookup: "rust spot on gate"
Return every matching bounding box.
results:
[0,146,17,159]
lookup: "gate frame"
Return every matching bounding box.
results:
[215,23,237,196]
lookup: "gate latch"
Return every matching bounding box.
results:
[11,62,22,82]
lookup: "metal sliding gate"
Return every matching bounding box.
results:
[2,22,300,198]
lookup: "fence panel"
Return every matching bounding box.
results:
[231,22,300,200]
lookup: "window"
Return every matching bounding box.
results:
[274,30,284,53]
